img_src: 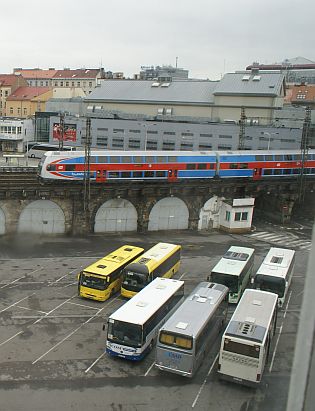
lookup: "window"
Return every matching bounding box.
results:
[199,144,212,150]
[181,132,193,137]
[23,108,27,115]
[77,82,80,87]
[146,140,158,150]
[200,133,212,138]
[65,81,69,87]
[163,131,175,135]
[197,163,207,169]
[219,135,232,139]
[225,211,230,221]
[60,81,64,86]
[129,129,141,133]
[10,107,13,114]
[218,145,232,150]
[147,130,158,134]
[71,82,75,87]
[186,164,196,170]
[113,128,124,133]
[89,82,92,87]
[54,82,58,86]
[235,212,248,222]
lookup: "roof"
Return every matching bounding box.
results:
[159,282,228,338]
[86,79,217,105]
[53,69,101,79]
[0,74,21,86]
[290,84,315,103]
[213,71,285,96]
[256,247,295,279]
[211,246,255,276]
[6,87,52,101]
[14,69,57,79]
[109,278,184,325]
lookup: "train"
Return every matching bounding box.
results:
[38,149,315,183]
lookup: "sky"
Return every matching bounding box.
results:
[1,0,314,80]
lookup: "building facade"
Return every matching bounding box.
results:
[0,74,28,116]
[5,87,53,118]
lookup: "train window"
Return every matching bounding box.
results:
[98,156,108,163]
[156,171,166,177]
[133,171,143,178]
[134,156,143,163]
[109,157,120,163]
[197,163,207,169]
[255,155,265,161]
[145,156,155,163]
[265,155,273,161]
[285,155,293,161]
[293,169,300,174]
[121,172,131,178]
[46,164,56,171]
[283,169,292,175]
[144,171,154,178]
[156,156,167,163]
[65,164,76,171]
[239,163,248,169]
[209,164,215,169]
[108,172,119,178]
[274,169,282,175]
[122,156,132,163]
[263,169,272,175]
[186,164,196,170]
[90,156,97,163]
[295,154,302,160]
[168,156,177,162]
[275,155,283,161]
[229,163,238,169]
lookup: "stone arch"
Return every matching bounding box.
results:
[148,197,189,231]
[94,198,138,232]
[18,200,65,234]
[198,196,221,230]
[0,207,5,235]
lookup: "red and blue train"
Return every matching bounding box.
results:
[39,149,315,183]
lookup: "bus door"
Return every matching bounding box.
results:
[167,169,178,182]
[96,169,106,182]
[253,167,262,180]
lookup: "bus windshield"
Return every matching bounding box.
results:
[122,270,148,288]
[210,272,239,293]
[107,320,142,348]
[223,338,260,358]
[254,274,285,298]
[80,273,108,290]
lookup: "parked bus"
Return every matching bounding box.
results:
[121,242,181,298]
[208,246,255,303]
[252,247,295,308]
[78,245,144,301]
[218,289,278,385]
[155,282,229,377]
[28,143,76,159]
[105,277,185,360]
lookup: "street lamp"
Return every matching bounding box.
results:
[262,132,279,150]
[138,122,157,150]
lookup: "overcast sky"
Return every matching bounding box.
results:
[1,0,313,80]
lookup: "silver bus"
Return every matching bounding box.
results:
[155,282,229,377]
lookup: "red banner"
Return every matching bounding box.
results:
[53,123,77,142]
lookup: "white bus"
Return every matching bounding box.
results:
[218,289,278,385]
[207,246,255,304]
[155,282,229,378]
[105,277,184,361]
[252,247,295,308]
[28,143,76,159]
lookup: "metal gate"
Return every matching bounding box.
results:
[0,208,5,235]
[148,197,189,231]
[94,199,137,233]
[18,200,65,234]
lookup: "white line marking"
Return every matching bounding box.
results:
[0,276,25,289]
[85,351,106,373]
[269,291,292,372]
[192,352,219,408]
[179,271,187,280]
[33,294,76,324]
[144,361,155,377]
[0,331,23,347]
[16,305,48,314]
[66,301,100,310]
[250,232,269,237]
[0,294,35,314]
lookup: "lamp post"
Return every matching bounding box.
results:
[262,132,279,150]
[138,122,157,150]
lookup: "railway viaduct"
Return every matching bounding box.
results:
[0,168,314,236]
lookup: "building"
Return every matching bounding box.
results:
[0,74,28,116]
[5,87,53,118]
[286,84,315,109]
[0,117,34,152]
[138,65,189,81]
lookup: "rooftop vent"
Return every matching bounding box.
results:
[253,75,261,81]
[151,82,160,87]
[242,75,250,81]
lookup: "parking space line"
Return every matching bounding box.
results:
[191,352,219,408]
[16,305,48,315]
[0,331,23,348]
[67,301,100,310]
[269,291,292,373]
[33,295,120,365]
[144,360,155,376]
[0,294,35,314]
[33,294,77,324]
[179,271,187,280]
[0,276,26,289]
[85,351,106,373]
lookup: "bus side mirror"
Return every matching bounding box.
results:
[102,324,106,331]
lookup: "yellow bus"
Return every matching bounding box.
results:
[78,245,144,301]
[121,242,181,299]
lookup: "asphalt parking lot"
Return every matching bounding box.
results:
[0,228,311,411]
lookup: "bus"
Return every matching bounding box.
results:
[121,242,181,298]
[218,289,278,385]
[78,245,144,302]
[28,143,76,159]
[105,277,185,360]
[207,246,255,304]
[155,282,229,378]
[252,247,295,308]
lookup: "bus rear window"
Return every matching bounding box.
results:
[223,338,260,358]
[159,332,193,350]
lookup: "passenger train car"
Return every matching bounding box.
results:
[38,149,315,183]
